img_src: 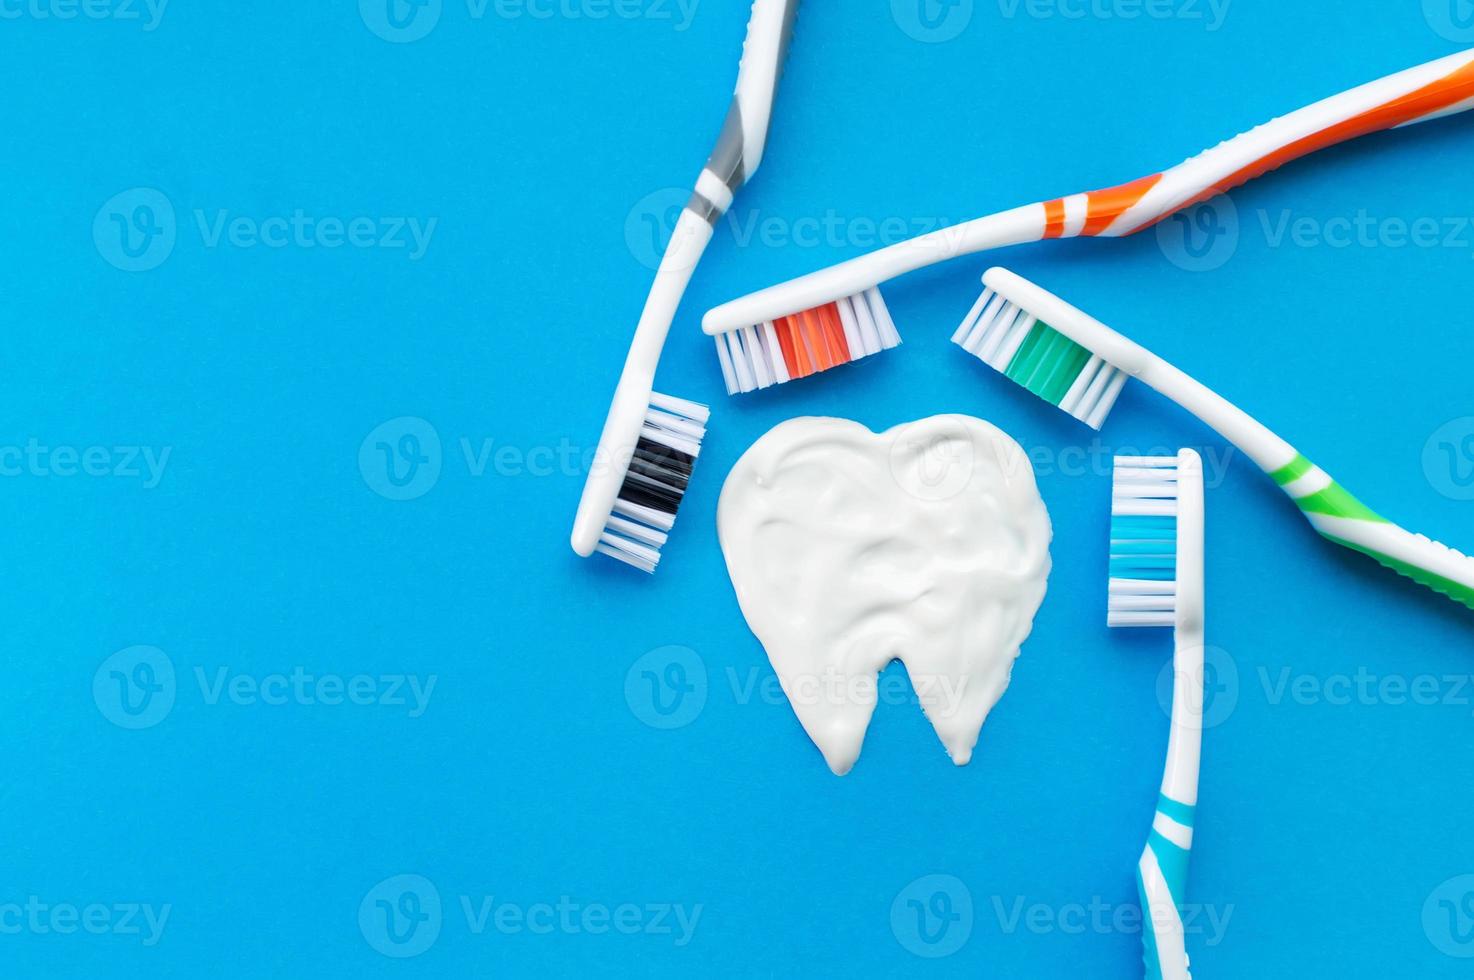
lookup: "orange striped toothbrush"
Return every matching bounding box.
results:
[703,47,1474,395]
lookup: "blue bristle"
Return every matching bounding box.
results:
[1111,540,1173,555]
[1110,514,1178,581]
[1110,514,1177,536]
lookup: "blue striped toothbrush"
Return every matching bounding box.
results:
[1110,450,1205,980]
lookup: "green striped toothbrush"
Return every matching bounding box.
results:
[953,268,1474,611]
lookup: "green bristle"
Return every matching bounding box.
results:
[1004,321,1092,406]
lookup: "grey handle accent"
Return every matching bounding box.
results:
[706,100,750,192]
[705,0,801,193]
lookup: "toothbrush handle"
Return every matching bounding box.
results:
[1128,357,1474,613]
[1139,452,1204,980]
[570,207,715,557]
[1269,457,1474,611]
[1042,48,1474,240]
[1142,635,1201,980]
[703,48,1474,336]
[572,0,800,558]
[706,0,801,193]
[1138,801,1194,980]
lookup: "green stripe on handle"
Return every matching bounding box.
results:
[1269,454,1315,486]
[1294,482,1389,523]
[1323,535,1474,611]
[1278,456,1474,612]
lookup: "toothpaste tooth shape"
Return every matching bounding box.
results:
[717,416,1052,775]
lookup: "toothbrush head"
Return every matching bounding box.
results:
[711,287,902,395]
[1108,455,1185,629]
[1108,450,1204,630]
[951,268,1133,430]
[573,391,709,574]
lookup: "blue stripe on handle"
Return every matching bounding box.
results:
[1138,873,1167,980]
[1148,830,1191,910]
[1157,794,1195,829]
[1140,830,1193,980]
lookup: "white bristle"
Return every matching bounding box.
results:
[834,297,869,356]
[867,288,902,347]
[1108,611,1177,628]
[762,321,791,384]
[847,293,882,355]
[714,331,738,395]
[1109,579,1177,595]
[1058,355,1105,417]
[743,325,771,388]
[1084,370,1129,430]
[599,392,707,574]
[951,284,1129,430]
[1108,455,1180,628]
[604,515,668,549]
[951,289,993,345]
[714,288,902,395]
[612,497,674,533]
[648,391,710,423]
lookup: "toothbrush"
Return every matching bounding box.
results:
[704,47,1474,395]
[1110,451,1205,980]
[953,266,1474,611]
[570,0,800,573]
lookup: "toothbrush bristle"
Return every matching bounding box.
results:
[952,286,1127,429]
[595,391,709,574]
[714,288,902,396]
[1108,456,1180,629]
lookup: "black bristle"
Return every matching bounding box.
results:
[595,393,709,574]
[628,452,691,493]
[634,438,695,474]
[617,472,682,515]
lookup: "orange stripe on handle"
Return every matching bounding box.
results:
[1042,198,1067,238]
[1082,173,1165,237]
[1129,58,1474,234]
[1200,58,1474,203]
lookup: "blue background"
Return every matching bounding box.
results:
[3,1,1474,976]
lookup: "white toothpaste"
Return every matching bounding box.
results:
[717,416,1052,775]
